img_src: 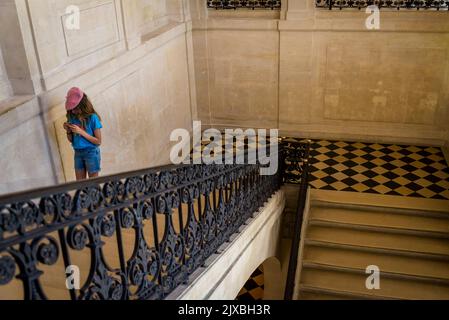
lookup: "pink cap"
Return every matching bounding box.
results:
[65,87,84,111]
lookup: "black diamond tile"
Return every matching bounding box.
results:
[380,147,394,155]
[322,176,338,184]
[427,184,446,194]
[342,153,358,160]
[324,151,339,158]
[323,167,339,175]
[361,146,376,153]
[363,170,378,179]
[417,150,432,157]
[324,159,339,166]
[361,154,376,162]
[362,179,380,188]
[384,181,402,190]
[381,155,395,163]
[405,182,422,192]
[342,160,358,168]
[342,169,358,177]
[421,166,439,174]
[421,157,435,165]
[326,143,340,151]
[361,162,377,170]
[244,279,259,291]
[424,175,441,184]
[402,164,418,172]
[341,178,358,186]
[401,156,416,164]
[403,173,419,182]
[251,268,263,277]
[397,149,413,156]
[342,145,357,152]
[382,163,398,171]
[384,171,399,180]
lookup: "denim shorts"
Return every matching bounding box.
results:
[74,147,101,174]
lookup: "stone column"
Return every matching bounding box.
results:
[285,0,315,20]
[0,46,12,101]
[121,0,143,50]
[188,0,208,21]
[0,0,41,95]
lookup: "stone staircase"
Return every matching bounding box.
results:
[297,201,449,300]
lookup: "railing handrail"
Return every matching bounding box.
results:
[0,162,184,205]
[316,0,449,10]
[0,141,279,205]
[283,140,311,300]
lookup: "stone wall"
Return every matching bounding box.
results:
[192,0,449,146]
[0,0,196,194]
[0,98,58,195]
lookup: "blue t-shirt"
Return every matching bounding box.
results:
[69,114,103,150]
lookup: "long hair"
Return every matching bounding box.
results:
[66,94,101,127]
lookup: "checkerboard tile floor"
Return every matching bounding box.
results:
[191,137,449,200]
[236,267,264,301]
[309,141,449,200]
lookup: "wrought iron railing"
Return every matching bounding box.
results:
[316,0,449,10]
[207,0,282,10]
[0,157,281,300]
[281,139,311,300]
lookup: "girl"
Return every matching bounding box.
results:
[63,87,103,181]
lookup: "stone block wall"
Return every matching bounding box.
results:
[192,0,449,146]
[0,0,196,194]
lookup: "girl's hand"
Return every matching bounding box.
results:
[63,122,72,132]
[68,124,85,135]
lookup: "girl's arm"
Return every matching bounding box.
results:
[69,124,102,146]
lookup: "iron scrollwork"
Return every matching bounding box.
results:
[315,0,449,10]
[0,152,284,299]
[207,0,282,10]
[280,138,311,185]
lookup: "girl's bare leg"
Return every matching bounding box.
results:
[75,170,87,181]
[89,172,99,179]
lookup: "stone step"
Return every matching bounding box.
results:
[310,205,449,234]
[298,285,396,300]
[300,262,449,300]
[306,223,449,256]
[303,242,449,280]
